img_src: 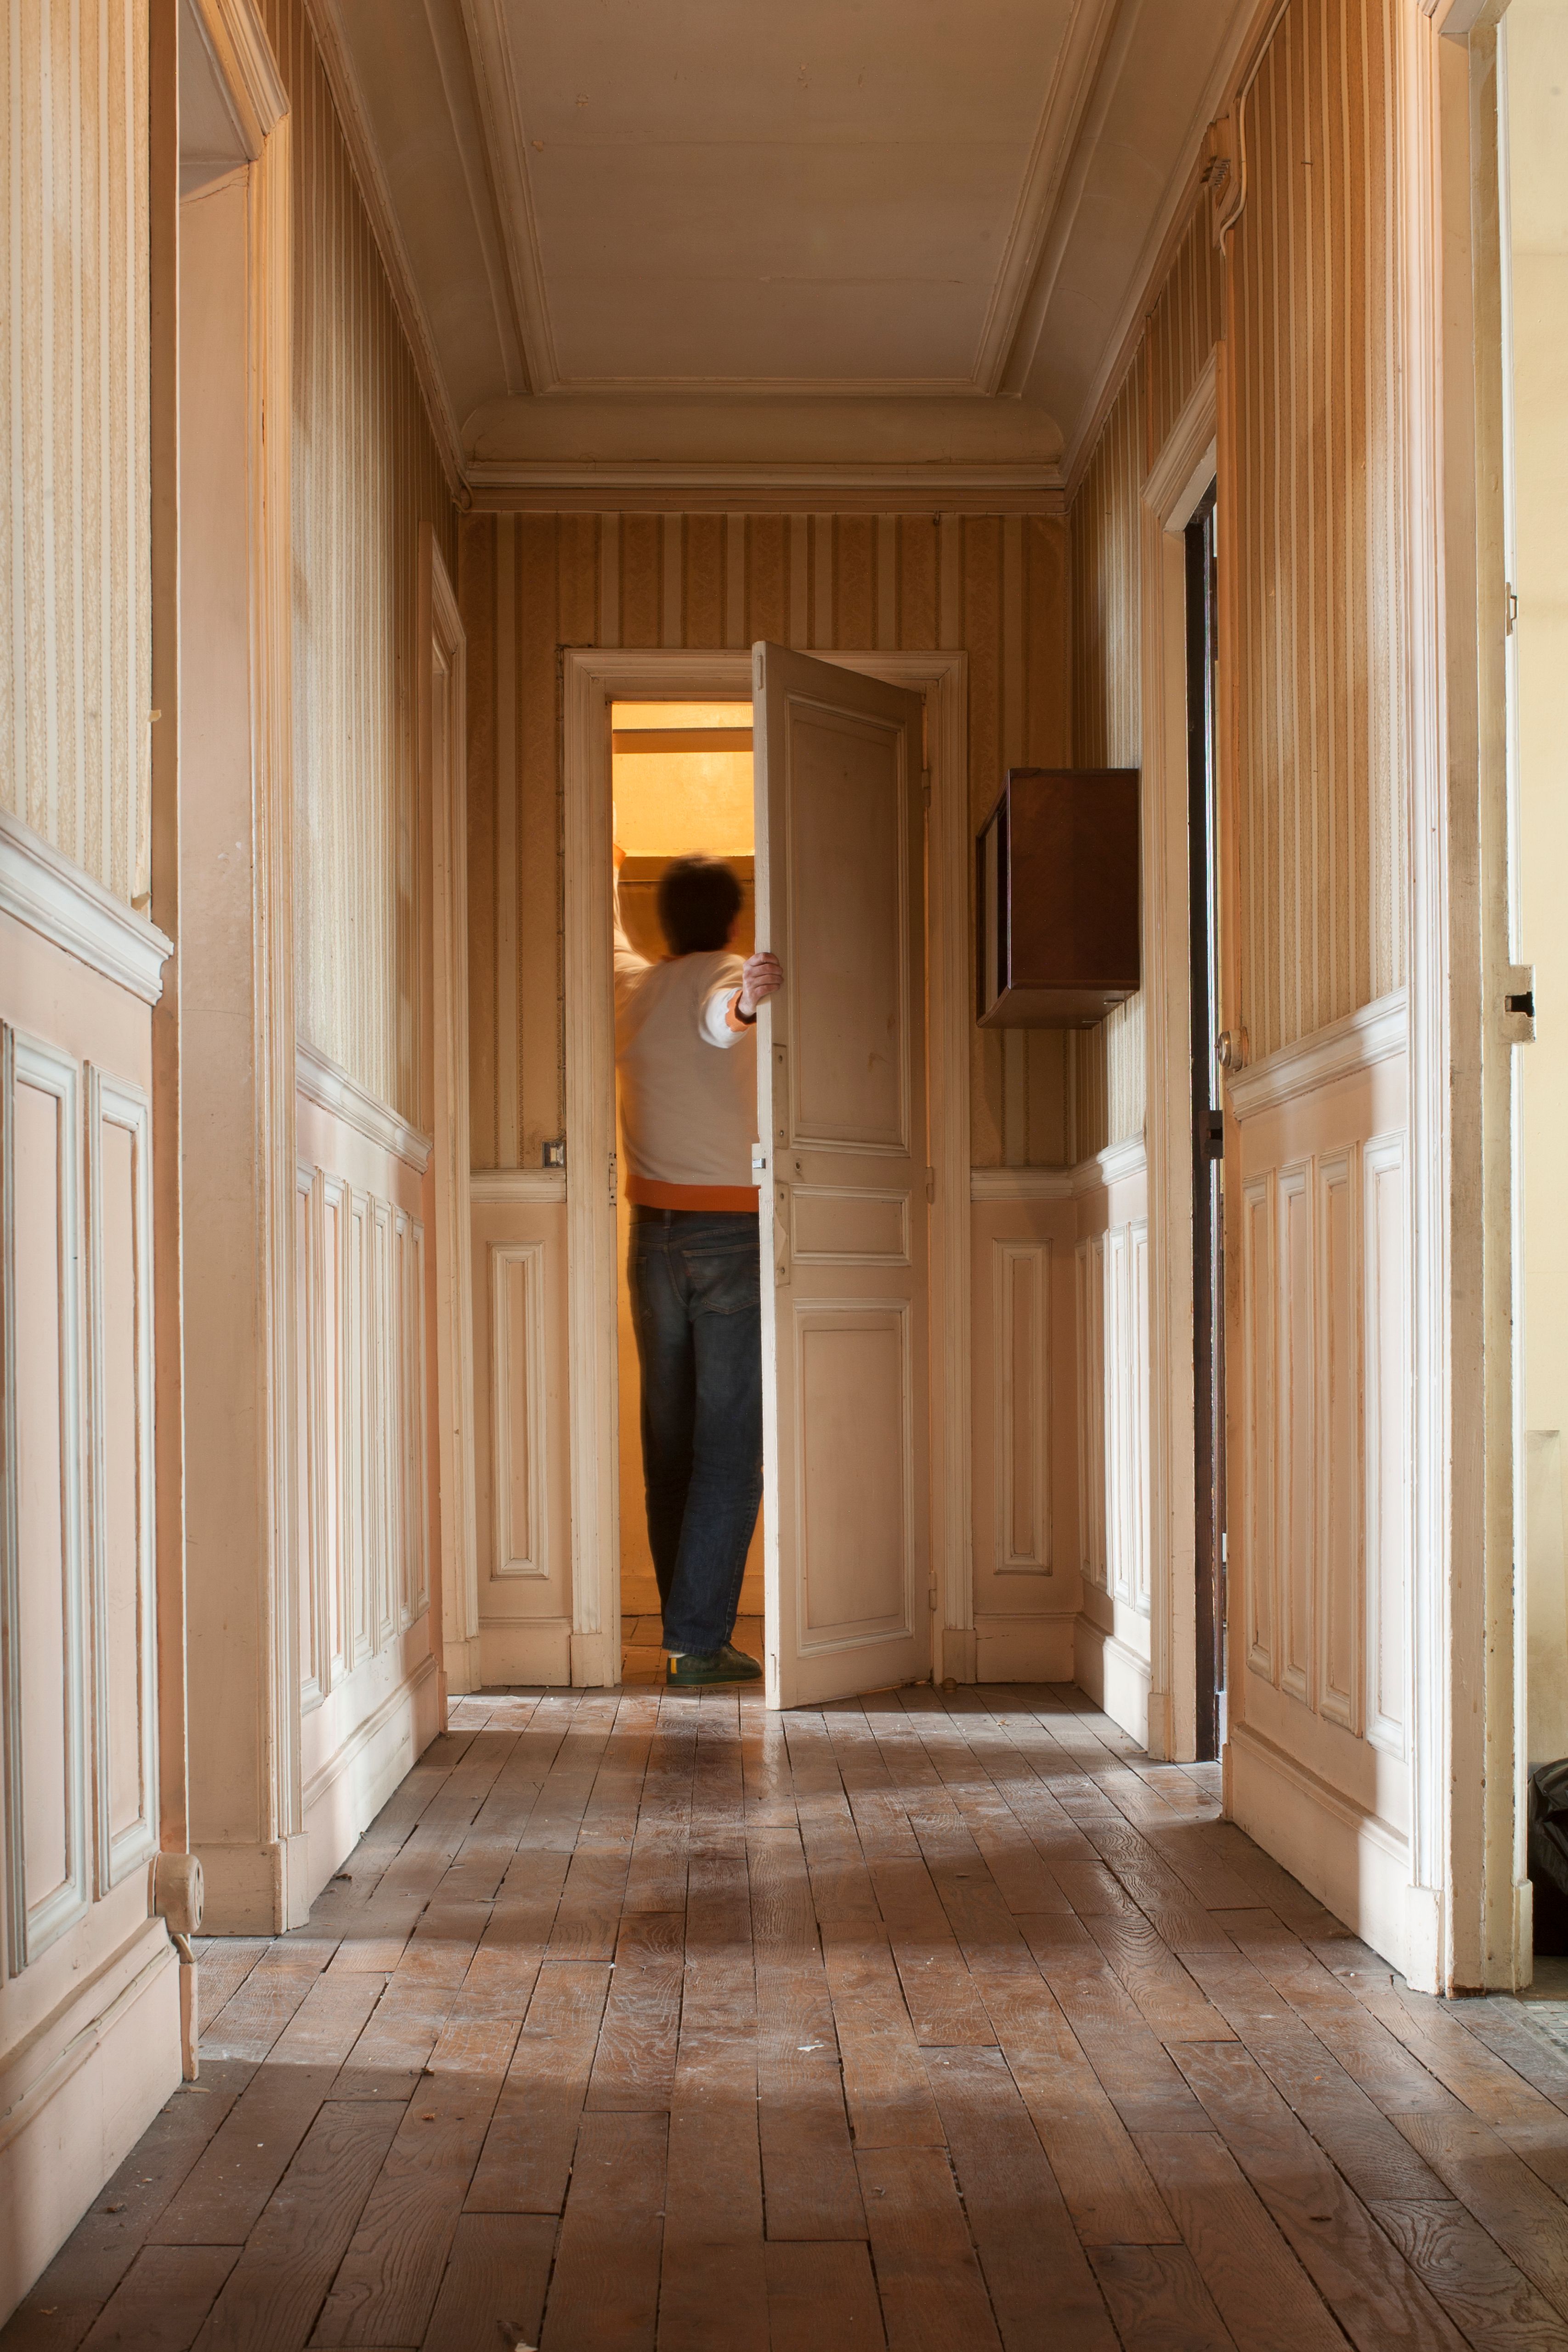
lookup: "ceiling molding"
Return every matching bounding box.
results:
[305,0,467,492]
[1060,0,1260,495]
[464,459,1066,517]
[191,0,288,157]
[972,0,1122,393]
[459,0,559,394]
[417,0,531,396]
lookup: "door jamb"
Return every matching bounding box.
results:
[1141,351,1219,1762]
[560,646,971,1688]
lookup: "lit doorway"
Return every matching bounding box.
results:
[608,701,765,1682]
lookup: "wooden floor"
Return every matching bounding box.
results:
[12,1678,1568,2352]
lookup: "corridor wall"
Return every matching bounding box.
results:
[0,0,181,2307]
[459,510,1089,1683]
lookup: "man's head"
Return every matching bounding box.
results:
[657,854,743,957]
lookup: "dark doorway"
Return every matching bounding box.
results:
[1187,486,1225,1762]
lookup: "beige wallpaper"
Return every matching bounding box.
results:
[0,0,151,902]
[1230,0,1407,1058]
[460,509,1072,1173]
[259,0,458,1129]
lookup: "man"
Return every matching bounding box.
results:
[614,848,783,1688]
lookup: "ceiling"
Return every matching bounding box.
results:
[317,0,1254,500]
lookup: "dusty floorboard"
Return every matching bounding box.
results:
[9,1662,1568,2350]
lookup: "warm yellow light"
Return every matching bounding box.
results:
[611,701,754,858]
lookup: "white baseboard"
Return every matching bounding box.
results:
[0,1924,180,2318]
[973,1611,1075,1683]
[1226,1719,1412,1973]
[302,1655,441,1908]
[1074,1613,1152,1745]
[481,1617,574,1687]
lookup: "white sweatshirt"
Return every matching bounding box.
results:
[613,910,759,1211]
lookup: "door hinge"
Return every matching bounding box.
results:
[1506,582,1519,636]
[608,1149,617,1207]
[1200,1109,1224,1161]
[925,1165,936,1204]
[928,1586,940,1613]
[922,769,932,808]
[1504,963,1536,1043]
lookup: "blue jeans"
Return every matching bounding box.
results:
[628,1207,763,1655]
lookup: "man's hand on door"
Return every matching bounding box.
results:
[738,953,784,1017]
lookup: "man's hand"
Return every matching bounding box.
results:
[738,952,784,1017]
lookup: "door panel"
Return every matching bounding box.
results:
[752,644,930,1707]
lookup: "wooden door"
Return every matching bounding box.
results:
[752,645,932,1707]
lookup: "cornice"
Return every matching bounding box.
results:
[295,1039,433,1174]
[191,0,288,158]
[304,0,467,495]
[0,809,172,1004]
[464,461,1066,517]
[1227,990,1409,1120]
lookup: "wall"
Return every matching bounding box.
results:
[1218,0,1414,1973]
[0,1,181,2312]
[1228,0,1407,1062]
[0,0,152,903]
[1509,0,1568,1764]
[258,0,457,1130]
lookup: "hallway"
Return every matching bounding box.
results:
[13,1682,1568,2352]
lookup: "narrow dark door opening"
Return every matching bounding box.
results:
[1187,487,1226,1762]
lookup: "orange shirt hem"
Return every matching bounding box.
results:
[626,1175,759,1213]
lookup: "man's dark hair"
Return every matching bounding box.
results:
[657,854,742,956]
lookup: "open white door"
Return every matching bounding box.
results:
[753,644,932,1708]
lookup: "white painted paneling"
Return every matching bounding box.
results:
[992,1238,1052,1575]
[1277,1163,1313,1707]
[3,1032,90,1969]
[1317,1151,1360,1735]
[85,1069,157,1890]
[490,1240,549,1579]
[1365,1134,1408,1759]
[1241,1174,1275,1683]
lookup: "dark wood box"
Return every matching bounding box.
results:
[976,767,1140,1028]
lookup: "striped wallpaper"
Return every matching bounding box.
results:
[0,0,151,903]
[459,510,1072,1173]
[1229,0,1407,1057]
[259,0,458,1130]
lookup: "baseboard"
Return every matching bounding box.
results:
[0,1923,180,2319]
[301,1655,442,1908]
[973,1611,1075,1683]
[1226,1719,1411,1973]
[1074,1612,1152,1745]
[480,1616,574,1687]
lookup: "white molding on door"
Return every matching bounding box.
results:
[561,646,971,1690]
[0,808,172,1005]
[1137,361,1217,1761]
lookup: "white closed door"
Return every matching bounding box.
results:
[752,644,932,1708]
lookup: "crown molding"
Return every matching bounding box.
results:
[1060,0,1259,495]
[0,809,172,1004]
[470,1168,567,1205]
[304,0,467,495]
[295,1039,433,1174]
[190,0,287,158]
[464,460,1066,517]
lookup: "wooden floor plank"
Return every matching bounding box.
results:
[20,1681,1568,2352]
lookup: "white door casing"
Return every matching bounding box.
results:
[560,648,969,1691]
[752,644,932,1707]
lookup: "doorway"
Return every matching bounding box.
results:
[609,699,766,1680]
[561,647,970,1699]
[1185,486,1226,1762]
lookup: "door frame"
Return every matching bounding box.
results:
[561,646,971,1688]
[1139,354,1219,1763]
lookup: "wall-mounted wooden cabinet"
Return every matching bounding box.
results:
[976,767,1140,1028]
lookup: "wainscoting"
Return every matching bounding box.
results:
[294,1050,442,1906]
[1223,993,1411,1972]
[470,1172,575,1685]
[0,820,181,2316]
[1067,1142,1153,1741]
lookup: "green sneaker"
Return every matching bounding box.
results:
[666,1643,764,1688]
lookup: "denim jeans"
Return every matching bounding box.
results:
[628,1206,763,1655]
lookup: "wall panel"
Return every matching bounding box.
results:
[0,0,152,902]
[256,0,458,1126]
[460,509,1070,1175]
